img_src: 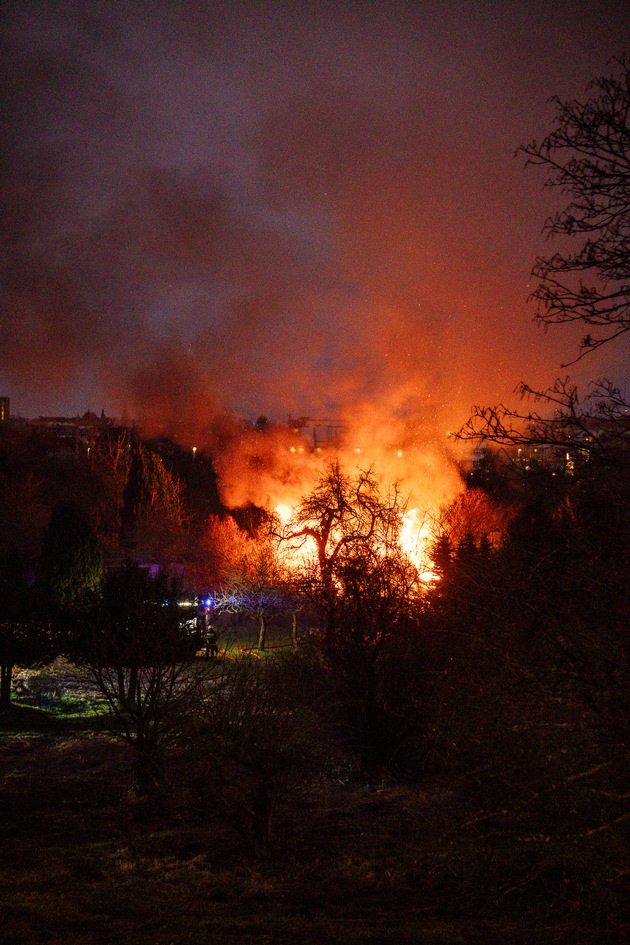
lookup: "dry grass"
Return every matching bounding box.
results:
[1,672,626,945]
[0,730,453,945]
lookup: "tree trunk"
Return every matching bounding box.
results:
[257,608,267,651]
[0,663,13,708]
[291,610,298,650]
[252,783,274,856]
[134,740,160,798]
[119,665,138,714]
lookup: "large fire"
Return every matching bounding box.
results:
[242,423,460,581]
[275,500,439,583]
[211,398,465,583]
[400,508,439,583]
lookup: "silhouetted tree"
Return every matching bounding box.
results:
[282,462,423,759]
[120,443,184,562]
[457,377,630,468]
[521,55,630,362]
[457,57,630,462]
[183,660,319,856]
[283,463,406,641]
[82,563,203,795]
[420,466,629,921]
[40,501,102,609]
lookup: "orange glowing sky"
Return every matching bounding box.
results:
[1,1,628,451]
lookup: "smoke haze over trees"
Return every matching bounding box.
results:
[1,1,628,449]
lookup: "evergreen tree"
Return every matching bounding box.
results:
[40,501,102,608]
[121,444,183,552]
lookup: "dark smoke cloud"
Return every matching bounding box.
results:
[1,0,627,446]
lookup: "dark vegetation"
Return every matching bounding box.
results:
[1,434,627,943]
[1,58,628,944]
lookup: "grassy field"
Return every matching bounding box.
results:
[0,661,626,945]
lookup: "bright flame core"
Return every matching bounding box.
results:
[274,503,318,569]
[401,508,439,583]
[275,500,439,583]
[274,503,294,524]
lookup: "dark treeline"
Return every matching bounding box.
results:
[0,413,628,940]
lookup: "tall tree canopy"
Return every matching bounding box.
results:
[40,501,103,608]
[122,444,183,526]
[120,443,184,558]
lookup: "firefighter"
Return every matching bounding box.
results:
[203,605,219,659]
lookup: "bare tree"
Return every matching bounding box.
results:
[457,57,630,462]
[203,515,289,651]
[521,55,629,363]
[282,462,409,646]
[281,462,423,758]
[184,660,319,856]
[458,377,630,468]
[82,563,204,795]
[90,430,131,556]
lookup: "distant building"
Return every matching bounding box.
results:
[0,397,9,422]
[30,409,120,455]
[288,415,344,450]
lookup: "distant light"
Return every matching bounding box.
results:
[355,448,361,453]
[290,446,296,453]
[397,450,403,458]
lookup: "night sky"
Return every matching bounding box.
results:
[1,1,628,443]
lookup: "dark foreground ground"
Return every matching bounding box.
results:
[0,677,627,945]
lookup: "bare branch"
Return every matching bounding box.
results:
[455,378,630,468]
[520,55,630,359]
